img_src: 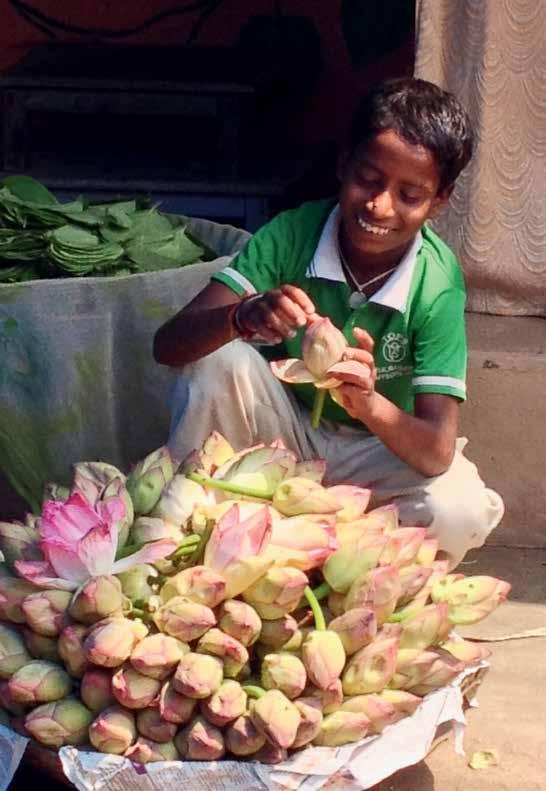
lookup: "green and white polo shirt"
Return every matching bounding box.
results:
[212,199,467,428]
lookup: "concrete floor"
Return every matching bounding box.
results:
[371,545,546,791]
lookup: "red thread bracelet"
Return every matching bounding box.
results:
[228,294,262,341]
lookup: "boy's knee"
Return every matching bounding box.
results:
[188,341,251,379]
[422,485,504,569]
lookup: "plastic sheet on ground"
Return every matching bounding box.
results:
[0,724,28,790]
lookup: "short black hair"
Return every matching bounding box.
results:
[347,78,474,192]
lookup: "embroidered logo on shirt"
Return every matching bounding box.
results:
[381,332,408,363]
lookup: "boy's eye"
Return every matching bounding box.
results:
[355,169,379,185]
[401,191,424,205]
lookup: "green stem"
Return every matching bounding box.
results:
[129,607,154,623]
[187,471,274,501]
[304,585,326,631]
[188,519,214,566]
[298,581,331,610]
[168,534,200,560]
[310,388,326,429]
[243,685,266,699]
[313,582,331,601]
[174,546,198,559]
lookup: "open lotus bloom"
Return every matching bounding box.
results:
[71,461,134,548]
[14,492,177,591]
[270,317,371,392]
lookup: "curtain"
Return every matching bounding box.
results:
[415,0,546,316]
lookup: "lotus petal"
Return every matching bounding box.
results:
[270,359,317,384]
[76,522,117,577]
[43,543,89,586]
[40,493,99,546]
[111,539,177,575]
[14,560,77,591]
[327,360,373,387]
[328,485,371,522]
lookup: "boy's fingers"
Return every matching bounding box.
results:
[280,284,317,315]
[334,366,373,390]
[243,291,301,337]
[272,292,309,327]
[352,326,375,350]
[342,347,375,368]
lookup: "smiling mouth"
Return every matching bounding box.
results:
[356,216,391,236]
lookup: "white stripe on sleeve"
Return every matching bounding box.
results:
[412,375,466,394]
[219,267,258,295]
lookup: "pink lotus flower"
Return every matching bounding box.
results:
[328,485,372,522]
[204,504,274,597]
[269,514,338,570]
[14,492,176,591]
[270,318,370,391]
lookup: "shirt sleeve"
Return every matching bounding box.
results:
[411,288,467,401]
[211,211,291,297]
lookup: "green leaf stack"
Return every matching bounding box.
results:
[0,176,215,282]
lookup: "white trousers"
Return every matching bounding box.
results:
[168,341,504,569]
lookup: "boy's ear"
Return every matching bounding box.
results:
[428,184,454,219]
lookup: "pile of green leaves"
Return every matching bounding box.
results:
[0,175,216,282]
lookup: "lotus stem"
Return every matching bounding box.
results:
[298,581,331,610]
[168,534,201,561]
[243,685,266,699]
[187,472,274,500]
[310,388,326,429]
[312,582,331,601]
[387,610,405,623]
[129,608,154,623]
[304,585,326,632]
[188,519,214,566]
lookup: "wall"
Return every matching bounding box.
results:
[0,1,413,150]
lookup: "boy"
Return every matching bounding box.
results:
[154,78,504,569]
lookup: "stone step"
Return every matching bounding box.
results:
[461,314,546,548]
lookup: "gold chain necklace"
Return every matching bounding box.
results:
[338,244,397,309]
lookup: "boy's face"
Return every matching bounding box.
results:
[337,129,451,265]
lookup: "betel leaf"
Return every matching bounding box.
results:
[49,225,101,249]
[0,177,215,279]
[128,209,175,242]
[1,175,58,205]
[125,224,203,271]
[106,202,137,229]
[154,227,204,265]
[341,0,415,69]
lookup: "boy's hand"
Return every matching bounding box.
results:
[236,285,318,344]
[335,327,377,417]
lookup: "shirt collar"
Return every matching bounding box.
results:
[306,204,423,314]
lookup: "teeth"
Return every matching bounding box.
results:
[357,217,390,236]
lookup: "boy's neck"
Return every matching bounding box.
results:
[339,228,415,280]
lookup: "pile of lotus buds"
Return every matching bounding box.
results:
[0,432,511,764]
